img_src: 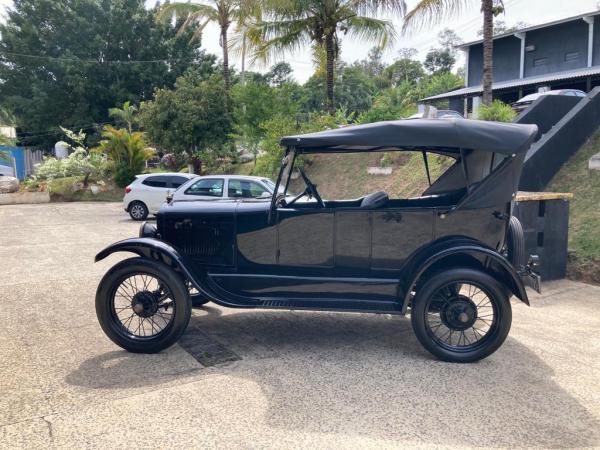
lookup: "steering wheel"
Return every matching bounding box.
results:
[286,168,325,208]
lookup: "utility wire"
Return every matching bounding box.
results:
[0,50,198,64]
[16,122,113,139]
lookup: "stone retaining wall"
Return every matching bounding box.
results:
[0,191,50,205]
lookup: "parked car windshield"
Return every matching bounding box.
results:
[262,178,288,195]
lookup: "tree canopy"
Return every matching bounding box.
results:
[0,0,208,148]
[138,69,234,173]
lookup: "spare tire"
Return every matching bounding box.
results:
[507,216,526,268]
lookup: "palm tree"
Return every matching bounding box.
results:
[403,0,500,105]
[158,1,256,93]
[229,4,262,85]
[109,101,137,133]
[253,0,407,116]
[93,126,154,169]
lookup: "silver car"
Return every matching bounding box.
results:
[171,175,276,203]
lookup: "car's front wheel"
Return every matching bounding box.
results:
[95,257,191,353]
[128,201,148,221]
[410,268,511,363]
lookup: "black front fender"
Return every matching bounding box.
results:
[95,238,202,291]
[400,240,530,313]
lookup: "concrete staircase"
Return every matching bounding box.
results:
[515,87,600,191]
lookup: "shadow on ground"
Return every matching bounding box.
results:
[66,308,600,448]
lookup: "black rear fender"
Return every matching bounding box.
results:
[401,244,529,313]
[95,238,204,293]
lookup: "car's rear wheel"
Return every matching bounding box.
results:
[128,201,148,221]
[95,258,191,353]
[410,268,511,363]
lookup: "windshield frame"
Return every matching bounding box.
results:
[268,148,296,222]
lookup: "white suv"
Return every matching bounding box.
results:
[123,173,196,220]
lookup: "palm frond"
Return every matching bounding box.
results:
[250,16,314,65]
[347,0,407,17]
[156,2,219,44]
[189,18,213,43]
[402,0,475,34]
[344,16,397,49]
[156,2,215,22]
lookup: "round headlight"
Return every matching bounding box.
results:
[139,221,157,238]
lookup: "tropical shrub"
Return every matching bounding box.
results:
[93,126,154,187]
[477,100,516,122]
[35,149,105,182]
[113,164,139,189]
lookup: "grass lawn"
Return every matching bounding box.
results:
[547,131,600,283]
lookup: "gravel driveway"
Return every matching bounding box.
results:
[1,202,599,449]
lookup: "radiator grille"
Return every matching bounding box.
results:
[183,225,221,257]
[163,218,234,266]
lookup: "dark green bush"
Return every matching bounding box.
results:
[113,163,137,188]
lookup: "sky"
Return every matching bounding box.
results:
[2,0,600,82]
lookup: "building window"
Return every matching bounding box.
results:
[564,51,579,62]
[533,57,548,67]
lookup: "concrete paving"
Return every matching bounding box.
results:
[1,202,600,449]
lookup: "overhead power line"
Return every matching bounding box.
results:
[0,50,197,64]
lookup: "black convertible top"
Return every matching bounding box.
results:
[280,118,538,156]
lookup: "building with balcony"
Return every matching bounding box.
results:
[421,11,600,115]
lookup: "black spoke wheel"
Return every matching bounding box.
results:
[96,258,191,353]
[411,268,511,363]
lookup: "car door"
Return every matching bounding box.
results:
[182,178,224,200]
[370,208,434,269]
[277,204,335,268]
[228,203,335,301]
[140,175,171,213]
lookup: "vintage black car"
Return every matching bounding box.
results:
[95,119,541,363]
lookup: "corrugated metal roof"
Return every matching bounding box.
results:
[458,10,600,49]
[421,66,600,101]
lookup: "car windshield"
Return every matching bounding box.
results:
[263,177,291,195]
[262,179,276,191]
[517,93,541,103]
[173,175,196,192]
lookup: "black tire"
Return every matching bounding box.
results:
[411,268,512,363]
[507,216,526,268]
[128,201,148,221]
[95,257,191,353]
[191,294,210,307]
[185,280,210,307]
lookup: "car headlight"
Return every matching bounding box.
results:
[139,221,158,238]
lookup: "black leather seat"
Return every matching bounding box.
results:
[360,191,388,208]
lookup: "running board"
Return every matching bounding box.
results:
[251,297,404,315]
